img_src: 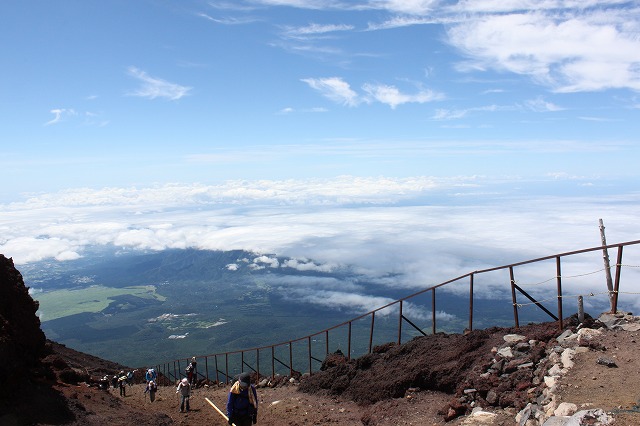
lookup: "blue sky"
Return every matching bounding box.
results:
[2,1,640,311]
[2,0,639,195]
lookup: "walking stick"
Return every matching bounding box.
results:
[205,397,236,426]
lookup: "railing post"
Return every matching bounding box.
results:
[271,346,275,380]
[205,356,209,382]
[397,301,403,345]
[613,245,624,314]
[215,355,219,384]
[469,273,474,332]
[289,342,293,377]
[256,349,260,380]
[225,353,229,384]
[347,322,352,360]
[307,337,312,374]
[325,330,329,355]
[432,288,436,334]
[369,312,375,354]
[509,266,519,329]
[556,256,563,330]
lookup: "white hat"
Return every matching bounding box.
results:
[182,378,188,384]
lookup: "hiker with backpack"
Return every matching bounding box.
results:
[186,357,197,387]
[145,368,157,383]
[226,372,258,425]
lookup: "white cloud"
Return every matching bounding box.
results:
[362,83,443,109]
[303,78,444,108]
[446,7,640,92]
[254,255,280,268]
[431,104,516,120]
[197,12,258,25]
[525,96,564,112]
[301,77,360,106]
[127,67,192,100]
[373,0,439,16]
[366,15,437,30]
[282,22,354,38]
[45,108,77,126]
[432,108,468,120]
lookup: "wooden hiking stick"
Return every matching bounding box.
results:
[205,397,236,426]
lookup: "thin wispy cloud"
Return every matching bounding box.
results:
[525,97,564,112]
[127,67,192,100]
[366,15,438,30]
[362,83,443,109]
[276,106,328,114]
[302,78,444,108]
[197,12,258,25]
[45,108,77,126]
[431,104,517,120]
[281,22,354,39]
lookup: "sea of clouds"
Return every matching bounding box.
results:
[2,176,640,313]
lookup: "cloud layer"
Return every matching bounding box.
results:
[3,176,640,313]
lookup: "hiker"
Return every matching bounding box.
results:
[99,375,110,390]
[186,357,197,387]
[226,372,258,425]
[144,379,158,402]
[176,377,191,413]
[117,371,128,397]
[145,368,157,383]
[126,369,135,387]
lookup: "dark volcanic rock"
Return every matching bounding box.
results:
[0,254,47,395]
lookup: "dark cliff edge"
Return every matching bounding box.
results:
[0,254,165,425]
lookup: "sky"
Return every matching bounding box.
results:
[2,1,640,311]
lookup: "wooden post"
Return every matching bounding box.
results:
[468,273,474,332]
[397,301,403,345]
[509,267,519,329]
[599,219,615,312]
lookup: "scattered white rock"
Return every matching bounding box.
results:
[554,402,577,417]
[503,334,526,344]
[497,347,514,358]
[460,409,498,425]
[561,348,576,369]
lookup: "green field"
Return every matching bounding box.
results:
[35,285,166,321]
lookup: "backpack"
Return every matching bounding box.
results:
[186,364,193,373]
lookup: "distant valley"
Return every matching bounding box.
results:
[22,248,550,368]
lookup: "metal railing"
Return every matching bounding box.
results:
[155,239,640,384]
